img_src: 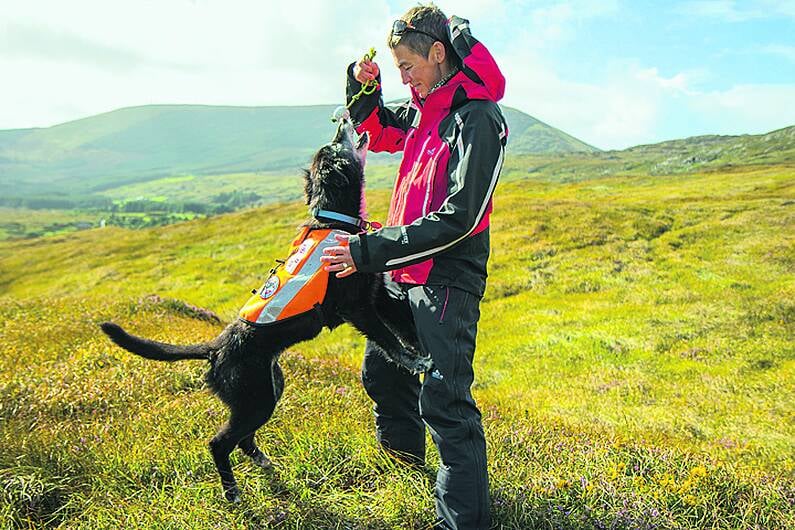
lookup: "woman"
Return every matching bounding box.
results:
[322,5,507,529]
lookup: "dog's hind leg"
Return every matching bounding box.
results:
[210,411,274,502]
[236,358,283,470]
[210,357,283,501]
[209,418,247,503]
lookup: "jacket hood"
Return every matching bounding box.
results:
[410,15,505,110]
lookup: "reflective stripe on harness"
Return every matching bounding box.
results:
[238,228,347,326]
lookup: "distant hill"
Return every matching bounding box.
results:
[500,124,795,184]
[625,125,795,174]
[500,108,598,154]
[0,105,339,197]
[0,104,597,198]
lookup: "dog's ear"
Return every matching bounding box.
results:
[302,168,313,205]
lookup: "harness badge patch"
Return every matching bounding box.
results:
[239,228,346,326]
[260,276,280,299]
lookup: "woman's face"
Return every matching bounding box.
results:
[391,43,445,99]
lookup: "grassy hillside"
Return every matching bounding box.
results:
[496,126,795,186]
[1,156,793,528]
[0,163,402,239]
[626,125,795,173]
[0,105,340,197]
[0,207,103,240]
[3,125,793,243]
[502,109,598,153]
[0,104,590,202]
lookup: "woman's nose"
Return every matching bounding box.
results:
[400,70,411,85]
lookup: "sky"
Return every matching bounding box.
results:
[1,0,794,150]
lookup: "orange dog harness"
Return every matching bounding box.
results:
[239,228,347,326]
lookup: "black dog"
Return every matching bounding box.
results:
[100,120,429,502]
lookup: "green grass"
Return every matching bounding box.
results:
[96,171,296,204]
[5,123,791,243]
[98,163,402,206]
[0,161,402,242]
[0,208,102,240]
[1,161,793,529]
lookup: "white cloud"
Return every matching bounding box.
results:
[761,44,795,63]
[1,0,512,129]
[500,42,795,150]
[688,84,795,132]
[473,1,795,149]
[499,51,668,149]
[507,0,621,48]
[635,68,692,93]
[0,0,402,129]
[678,1,764,22]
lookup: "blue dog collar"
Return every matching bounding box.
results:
[313,209,382,232]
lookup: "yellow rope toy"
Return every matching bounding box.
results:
[332,47,379,123]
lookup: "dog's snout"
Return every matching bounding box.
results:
[334,119,355,147]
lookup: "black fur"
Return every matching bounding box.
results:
[100,121,428,503]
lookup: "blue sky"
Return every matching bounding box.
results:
[1,0,793,150]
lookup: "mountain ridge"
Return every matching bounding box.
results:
[0,103,597,197]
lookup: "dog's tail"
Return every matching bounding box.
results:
[100,322,212,361]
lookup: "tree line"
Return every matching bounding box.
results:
[0,190,262,215]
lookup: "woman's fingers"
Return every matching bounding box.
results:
[363,61,379,79]
[335,265,357,278]
[321,243,357,277]
[321,246,351,266]
[321,244,348,258]
[354,60,379,83]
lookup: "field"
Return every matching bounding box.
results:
[0,159,793,528]
[0,209,100,241]
[0,163,402,241]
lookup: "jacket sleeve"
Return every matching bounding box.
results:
[346,63,417,153]
[348,106,507,273]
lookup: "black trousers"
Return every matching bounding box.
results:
[361,282,490,530]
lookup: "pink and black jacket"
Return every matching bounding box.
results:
[346,16,508,298]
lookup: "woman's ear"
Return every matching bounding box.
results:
[430,41,446,64]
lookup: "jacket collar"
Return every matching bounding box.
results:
[409,16,505,117]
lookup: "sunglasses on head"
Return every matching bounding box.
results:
[392,19,440,42]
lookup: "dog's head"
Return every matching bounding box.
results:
[304,119,370,219]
